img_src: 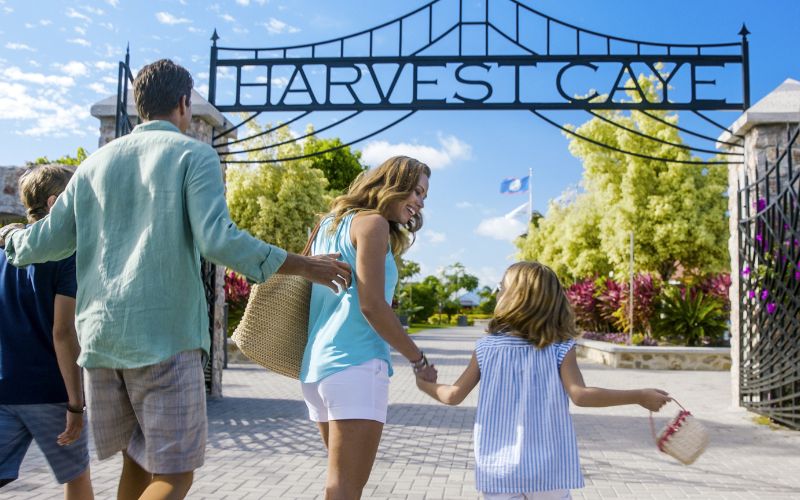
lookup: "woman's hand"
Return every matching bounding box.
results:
[415,363,438,383]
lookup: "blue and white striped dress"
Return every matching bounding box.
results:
[474,334,584,493]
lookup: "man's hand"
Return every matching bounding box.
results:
[0,223,24,248]
[299,253,352,293]
[416,364,438,383]
[57,410,83,446]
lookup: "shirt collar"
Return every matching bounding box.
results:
[131,120,182,134]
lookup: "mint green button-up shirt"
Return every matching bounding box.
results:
[5,120,287,369]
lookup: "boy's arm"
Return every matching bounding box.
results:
[52,294,84,446]
[416,352,480,406]
[559,348,670,411]
[4,185,76,266]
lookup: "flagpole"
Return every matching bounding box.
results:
[528,167,533,220]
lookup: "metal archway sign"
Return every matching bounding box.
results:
[208,0,749,114]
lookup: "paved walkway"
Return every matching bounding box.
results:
[7,327,800,499]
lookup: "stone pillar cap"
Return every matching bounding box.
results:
[90,89,234,131]
[717,78,800,149]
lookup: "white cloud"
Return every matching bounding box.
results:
[56,61,88,77]
[474,266,504,289]
[425,230,446,244]
[75,26,87,35]
[40,19,53,26]
[221,13,235,22]
[233,26,249,35]
[2,67,74,87]
[475,202,530,241]
[5,42,35,51]
[106,0,119,6]
[362,134,472,169]
[155,12,191,25]
[66,7,91,22]
[68,38,91,47]
[82,5,105,16]
[21,103,91,137]
[236,0,250,5]
[456,201,473,209]
[88,82,111,94]
[256,0,268,4]
[262,17,299,34]
[95,61,116,71]
[187,26,203,33]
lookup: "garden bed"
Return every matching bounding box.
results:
[576,338,731,371]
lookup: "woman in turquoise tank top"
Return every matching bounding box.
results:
[300,156,438,499]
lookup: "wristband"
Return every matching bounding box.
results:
[66,403,86,414]
[411,352,429,373]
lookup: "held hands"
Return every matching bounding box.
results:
[57,409,84,446]
[0,223,24,248]
[302,253,352,293]
[415,364,438,383]
[638,388,671,412]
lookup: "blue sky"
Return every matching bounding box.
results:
[1,0,798,287]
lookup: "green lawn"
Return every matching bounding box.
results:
[407,323,448,334]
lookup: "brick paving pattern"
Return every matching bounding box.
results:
[6,326,800,498]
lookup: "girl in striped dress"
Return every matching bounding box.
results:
[416,261,671,499]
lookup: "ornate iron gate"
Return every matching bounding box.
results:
[738,127,800,429]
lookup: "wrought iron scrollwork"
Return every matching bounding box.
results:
[738,127,800,429]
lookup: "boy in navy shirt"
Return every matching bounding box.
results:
[0,165,93,499]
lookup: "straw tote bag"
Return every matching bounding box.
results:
[649,399,710,465]
[231,224,320,379]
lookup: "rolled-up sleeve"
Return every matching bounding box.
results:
[5,182,77,267]
[183,145,287,283]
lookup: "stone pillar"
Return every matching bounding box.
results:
[718,78,800,407]
[91,90,237,398]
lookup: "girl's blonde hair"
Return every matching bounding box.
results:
[488,261,578,348]
[326,156,431,256]
[18,165,74,223]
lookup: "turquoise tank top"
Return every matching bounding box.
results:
[300,213,398,383]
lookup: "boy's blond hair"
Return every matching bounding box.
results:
[488,261,579,348]
[327,155,430,257]
[19,165,74,223]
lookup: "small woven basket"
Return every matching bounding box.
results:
[231,274,311,379]
[231,223,321,380]
[649,400,709,465]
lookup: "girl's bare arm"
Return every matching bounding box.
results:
[559,348,670,412]
[416,353,480,406]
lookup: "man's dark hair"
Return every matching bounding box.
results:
[133,59,193,120]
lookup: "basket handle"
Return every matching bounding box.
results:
[649,398,686,445]
[300,221,322,257]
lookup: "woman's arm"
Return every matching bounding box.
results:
[53,294,84,446]
[416,353,480,406]
[559,348,670,411]
[351,214,430,366]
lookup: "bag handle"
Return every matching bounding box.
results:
[649,398,688,449]
[300,220,322,257]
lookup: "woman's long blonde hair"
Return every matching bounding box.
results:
[326,156,430,256]
[488,261,578,348]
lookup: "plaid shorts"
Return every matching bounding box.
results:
[85,349,207,474]
[0,403,90,484]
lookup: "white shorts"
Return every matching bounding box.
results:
[483,491,571,500]
[301,358,390,423]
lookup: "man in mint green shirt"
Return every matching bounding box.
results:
[0,59,350,499]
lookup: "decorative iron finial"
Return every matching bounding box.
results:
[211,29,219,46]
[739,24,750,39]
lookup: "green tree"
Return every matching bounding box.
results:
[302,128,367,193]
[226,122,330,253]
[441,262,480,314]
[516,75,729,281]
[477,285,497,314]
[31,147,89,166]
